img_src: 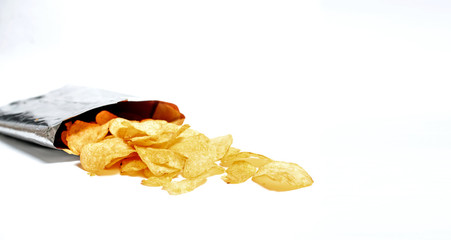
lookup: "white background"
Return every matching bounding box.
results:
[1,1,450,239]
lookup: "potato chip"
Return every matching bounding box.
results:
[200,164,225,178]
[222,160,257,184]
[121,158,147,172]
[169,134,218,178]
[252,161,313,191]
[132,119,182,139]
[80,137,135,174]
[159,123,191,148]
[66,120,109,155]
[152,102,185,123]
[109,117,190,147]
[136,147,186,176]
[177,128,201,138]
[162,177,207,195]
[120,155,148,176]
[109,118,146,139]
[209,134,233,161]
[224,147,241,156]
[129,124,190,148]
[143,168,153,178]
[141,175,174,187]
[155,164,224,195]
[130,119,167,135]
[220,151,273,167]
[95,110,118,125]
[61,130,68,146]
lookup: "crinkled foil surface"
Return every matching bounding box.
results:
[0,86,134,149]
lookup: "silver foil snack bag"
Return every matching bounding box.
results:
[0,86,184,149]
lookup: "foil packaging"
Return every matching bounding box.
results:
[0,86,184,149]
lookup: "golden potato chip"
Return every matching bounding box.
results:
[159,123,191,148]
[66,120,109,155]
[162,163,225,195]
[129,124,190,148]
[169,134,217,178]
[121,158,147,172]
[147,163,180,176]
[200,164,225,178]
[120,156,148,176]
[162,177,207,195]
[222,160,257,184]
[95,110,118,125]
[80,137,136,174]
[141,171,179,186]
[109,118,146,139]
[224,147,241,156]
[143,168,153,178]
[136,147,186,176]
[141,175,173,187]
[209,134,233,160]
[252,161,313,191]
[132,119,181,138]
[109,118,190,147]
[220,151,273,167]
[177,128,201,138]
[130,119,167,135]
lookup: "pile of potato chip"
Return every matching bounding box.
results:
[61,110,313,195]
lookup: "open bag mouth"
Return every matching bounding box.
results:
[0,86,184,149]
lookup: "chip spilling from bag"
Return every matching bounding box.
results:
[62,111,313,194]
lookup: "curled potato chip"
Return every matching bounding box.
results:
[177,128,201,138]
[252,161,313,191]
[141,175,174,187]
[120,156,148,176]
[66,120,109,155]
[80,137,135,174]
[109,118,146,139]
[61,130,68,146]
[110,118,190,148]
[222,160,257,184]
[209,134,233,160]
[129,124,190,148]
[95,110,118,125]
[200,164,225,178]
[156,163,224,195]
[131,119,183,140]
[136,147,186,176]
[220,151,273,167]
[162,177,207,195]
[170,134,218,178]
[170,134,233,178]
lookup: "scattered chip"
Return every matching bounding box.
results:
[162,177,207,195]
[141,174,174,187]
[222,160,257,184]
[220,151,273,167]
[252,161,314,191]
[62,110,314,194]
